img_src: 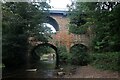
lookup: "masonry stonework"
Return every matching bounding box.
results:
[29,14,91,51]
[50,15,90,51]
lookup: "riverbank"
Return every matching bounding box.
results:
[61,65,119,78]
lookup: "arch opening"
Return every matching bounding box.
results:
[42,23,56,33]
[45,16,59,31]
[70,44,89,66]
[31,43,59,69]
[70,44,88,53]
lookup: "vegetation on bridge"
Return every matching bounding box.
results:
[68,2,120,71]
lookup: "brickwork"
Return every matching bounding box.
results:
[29,15,91,51]
[50,15,90,50]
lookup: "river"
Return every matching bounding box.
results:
[2,59,57,79]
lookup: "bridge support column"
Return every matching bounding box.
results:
[55,49,59,69]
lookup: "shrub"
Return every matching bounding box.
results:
[70,44,90,66]
[70,52,90,66]
[58,45,70,65]
[90,52,119,71]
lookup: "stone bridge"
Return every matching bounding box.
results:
[29,10,91,51]
[28,10,92,68]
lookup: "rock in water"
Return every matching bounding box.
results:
[57,71,65,76]
[26,69,37,72]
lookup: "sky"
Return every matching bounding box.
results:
[45,23,56,33]
[47,0,72,10]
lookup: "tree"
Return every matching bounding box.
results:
[2,2,52,67]
[68,2,120,52]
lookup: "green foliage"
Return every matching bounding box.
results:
[2,2,51,68]
[69,2,120,52]
[91,3,120,52]
[35,46,54,57]
[90,52,120,71]
[58,44,90,66]
[68,2,94,34]
[58,45,70,65]
[70,44,89,66]
[69,24,87,34]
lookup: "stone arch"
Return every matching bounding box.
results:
[70,43,88,49]
[44,16,59,31]
[70,44,89,66]
[70,43,88,53]
[31,43,59,68]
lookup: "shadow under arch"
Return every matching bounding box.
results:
[31,43,59,69]
[70,44,89,66]
[45,16,59,31]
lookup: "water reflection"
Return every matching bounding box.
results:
[2,53,57,79]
